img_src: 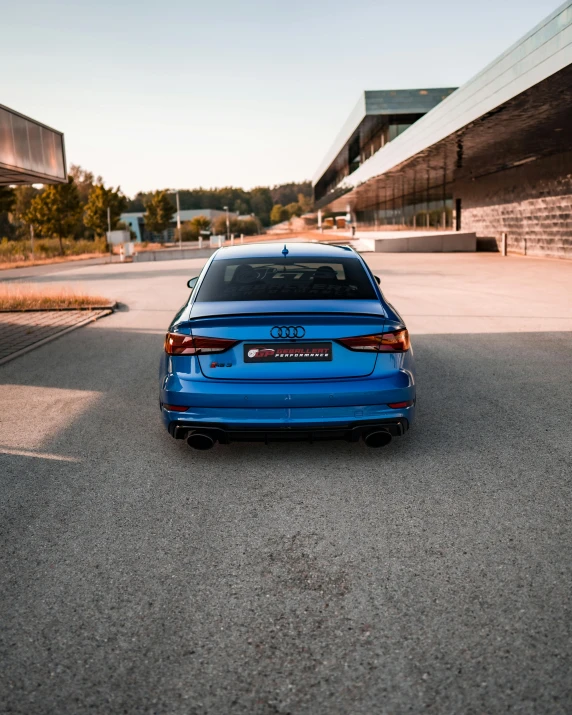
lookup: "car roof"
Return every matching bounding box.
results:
[211,241,357,261]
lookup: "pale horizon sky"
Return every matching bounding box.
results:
[2,0,561,197]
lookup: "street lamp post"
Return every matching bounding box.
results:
[176,191,182,249]
[223,205,230,244]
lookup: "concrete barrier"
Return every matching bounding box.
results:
[355,231,476,253]
[133,247,217,262]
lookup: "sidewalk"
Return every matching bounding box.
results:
[0,309,112,365]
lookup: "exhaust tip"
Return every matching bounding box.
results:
[364,430,392,448]
[187,432,215,450]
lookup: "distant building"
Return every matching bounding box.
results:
[120,208,237,242]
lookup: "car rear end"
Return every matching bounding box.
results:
[160,245,415,449]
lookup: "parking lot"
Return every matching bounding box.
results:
[1,252,571,713]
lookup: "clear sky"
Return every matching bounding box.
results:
[2,0,561,197]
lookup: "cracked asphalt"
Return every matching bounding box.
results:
[1,252,571,714]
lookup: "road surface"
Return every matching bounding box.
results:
[1,252,571,713]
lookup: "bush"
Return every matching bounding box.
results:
[237,217,259,236]
[180,215,212,241]
[180,222,198,241]
[0,237,107,263]
[270,204,289,224]
[211,215,261,237]
[285,202,303,218]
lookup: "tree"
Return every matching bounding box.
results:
[0,187,16,239]
[84,184,127,237]
[11,186,39,223]
[25,178,82,255]
[250,187,273,226]
[0,187,15,213]
[68,164,101,204]
[144,190,175,235]
[4,186,41,240]
[233,199,250,215]
[270,181,312,206]
[298,192,313,214]
[285,202,303,218]
[125,183,311,228]
[270,204,289,224]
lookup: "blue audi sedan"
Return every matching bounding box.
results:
[160,242,415,450]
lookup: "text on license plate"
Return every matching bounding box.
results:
[244,343,332,362]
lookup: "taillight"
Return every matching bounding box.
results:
[388,400,413,409]
[337,329,410,352]
[164,333,239,355]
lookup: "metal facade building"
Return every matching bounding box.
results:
[0,104,66,185]
[313,2,572,258]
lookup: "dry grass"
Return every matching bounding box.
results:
[0,284,113,311]
[0,252,109,272]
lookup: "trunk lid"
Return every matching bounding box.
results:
[187,300,386,380]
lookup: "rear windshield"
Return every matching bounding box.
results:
[195,257,377,302]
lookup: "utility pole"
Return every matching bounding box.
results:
[107,206,111,233]
[30,224,35,262]
[176,191,181,248]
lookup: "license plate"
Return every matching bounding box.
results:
[244,342,332,363]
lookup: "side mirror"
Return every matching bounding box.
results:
[187,277,199,290]
[374,275,381,285]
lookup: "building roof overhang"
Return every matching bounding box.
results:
[312,88,456,189]
[0,104,66,185]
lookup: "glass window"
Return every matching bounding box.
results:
[195,257,377,302]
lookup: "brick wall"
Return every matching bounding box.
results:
[458,151,572,259]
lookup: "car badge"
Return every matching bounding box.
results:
[270,326,305,339]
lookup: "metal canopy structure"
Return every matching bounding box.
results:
[0,104,66,185]
[313,2,572,224]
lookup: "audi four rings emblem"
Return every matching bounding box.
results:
[270,326,305,338]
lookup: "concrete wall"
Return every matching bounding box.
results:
[459,151,572,259]
[134,247,217,262]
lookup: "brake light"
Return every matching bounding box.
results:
[337,329,410,352]
[164,333,239,355]
[388,400,413,409]
[163,404,190,412]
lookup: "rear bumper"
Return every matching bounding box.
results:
[163,402,415,444]
[161,369,415,409]
[168,416,409,444]
[160,367,416,443]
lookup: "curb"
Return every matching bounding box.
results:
[0,303,117,313]
[0,309,113,367]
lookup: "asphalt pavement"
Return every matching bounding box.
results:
[1,252,571,714]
